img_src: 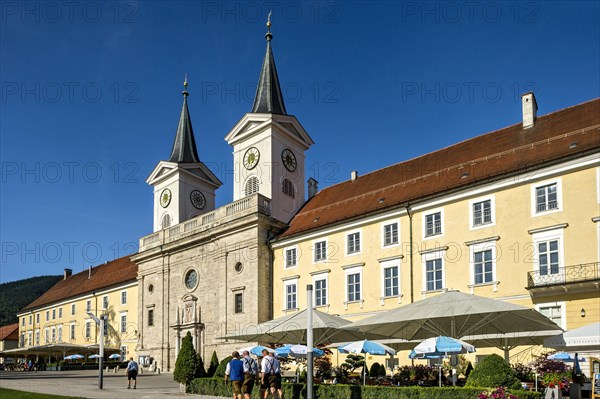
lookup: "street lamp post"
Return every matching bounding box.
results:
[87,312,106,389]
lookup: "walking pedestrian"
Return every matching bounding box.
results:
[241,350,258,399]
[260,349,279,399]
[225,351,244,399]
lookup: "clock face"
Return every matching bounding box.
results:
[190,190,206,209]
[282,149,297,172]
[160,188,172,208]
[243,147,260,170]
[185,270,198,289]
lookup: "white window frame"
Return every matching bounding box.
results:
[44,327,49,343]
[313,238,328,263]
[344,265,363,305]
[284,278,299,311]
[381,219,400,248]
[70,323,76,340]
[86,300,91,312]
[531,177,562,217]
[36,313,39,323]
[45,310,49,321]
[52,309,56,320]
[346,229,362,256]
[29,315,32,325]
[121,345,128,358]
[58,307,62,319]
[536,301,567,330]
[121,290,127,305]
[422,208,444,239]
[469,195,496,230]
[85,320,91,339]
[380,258,401,302]
[468,240,498,292]
[531,228,565,284]
[284,245,299,269]
[51,327,56,343]
[27,331,32,346]
[57,325,62,342]
[102,295,109,310]
[120,312,127,334]
[421,249,446,293]
[312,271,329,307]
[71,303,76,316]
[35,329,40,346]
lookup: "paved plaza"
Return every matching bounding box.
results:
[0,370,225,399]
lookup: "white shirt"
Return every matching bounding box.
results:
[261,355,276,373]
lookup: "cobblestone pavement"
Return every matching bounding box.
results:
[0,370,226,399]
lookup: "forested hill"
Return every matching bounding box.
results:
[0,275,62,326]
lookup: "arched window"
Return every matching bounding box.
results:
[245,176,259,196]
[161,213,171,229]
[282,178,295,198]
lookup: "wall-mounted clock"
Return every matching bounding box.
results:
[160,188,172,208]
[190,190,206,209]
[243,147,260,170]
[282,149,297,172]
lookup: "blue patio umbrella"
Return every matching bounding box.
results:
[338,340,396,356]
[548,352,586,362]
[275,344,324,358]
[88,354,101,359]
[108,354,122,360]
[64,354,84,360]
[237,345,275,357]
[409,336,476,387]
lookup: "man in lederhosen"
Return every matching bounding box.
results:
[260,349,279,398]
[241,350,258,399]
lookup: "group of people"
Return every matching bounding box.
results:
[224,349,283,399]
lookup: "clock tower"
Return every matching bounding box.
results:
[148,80,222,232]
[225,20,314,223]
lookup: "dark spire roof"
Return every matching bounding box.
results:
[251,16,287,115]
[168,78,201,163]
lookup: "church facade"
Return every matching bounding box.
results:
[132,24,313,371]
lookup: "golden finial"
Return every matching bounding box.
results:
[182,74,189,97]
[266,11,273,41]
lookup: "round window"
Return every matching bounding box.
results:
[185,270,198,289]
[148,284,154,293]
[234,262,243,273]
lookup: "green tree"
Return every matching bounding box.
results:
[173,331,205,385]
[378,363,387,377]
[206,351,219,377]
[369,362,380,378]
[341,354,365,374]
[215,356,232,378]
[465,354,522,389]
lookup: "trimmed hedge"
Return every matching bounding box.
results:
[188,378,541,399]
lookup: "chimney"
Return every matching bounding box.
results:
[521,92,538,129]
[307,178,318,199]
[88,265,92,279]
[63,268,72,280]
[351,170,358,181]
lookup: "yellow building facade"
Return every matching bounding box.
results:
[271,96,600,365]
[17,256,139,360]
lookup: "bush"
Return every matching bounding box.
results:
[512,363,535,382]
[188,378,541,399]
[173,331,205,385]
[206,350,219,377]
[370,362,381,378]
[379,363,387,377]
[466,354,522,390]
[214,356,232,378]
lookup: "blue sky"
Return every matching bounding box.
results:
[1,1,599,283]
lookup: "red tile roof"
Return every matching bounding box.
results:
[280,98,600,239]
[0,323,19,341]
[21,256,137,311]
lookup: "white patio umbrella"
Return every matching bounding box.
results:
[221,308,385,345]
[275,344,324,358]
[108,354,121,360]
[64,354,84,360]
[544,322,600,351]
[341,290,562,341]
[88,354,101,359]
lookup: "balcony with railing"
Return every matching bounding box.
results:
[526,262,600,296]
[139,193,271,251]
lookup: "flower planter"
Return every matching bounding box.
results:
[543,386,563,399]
